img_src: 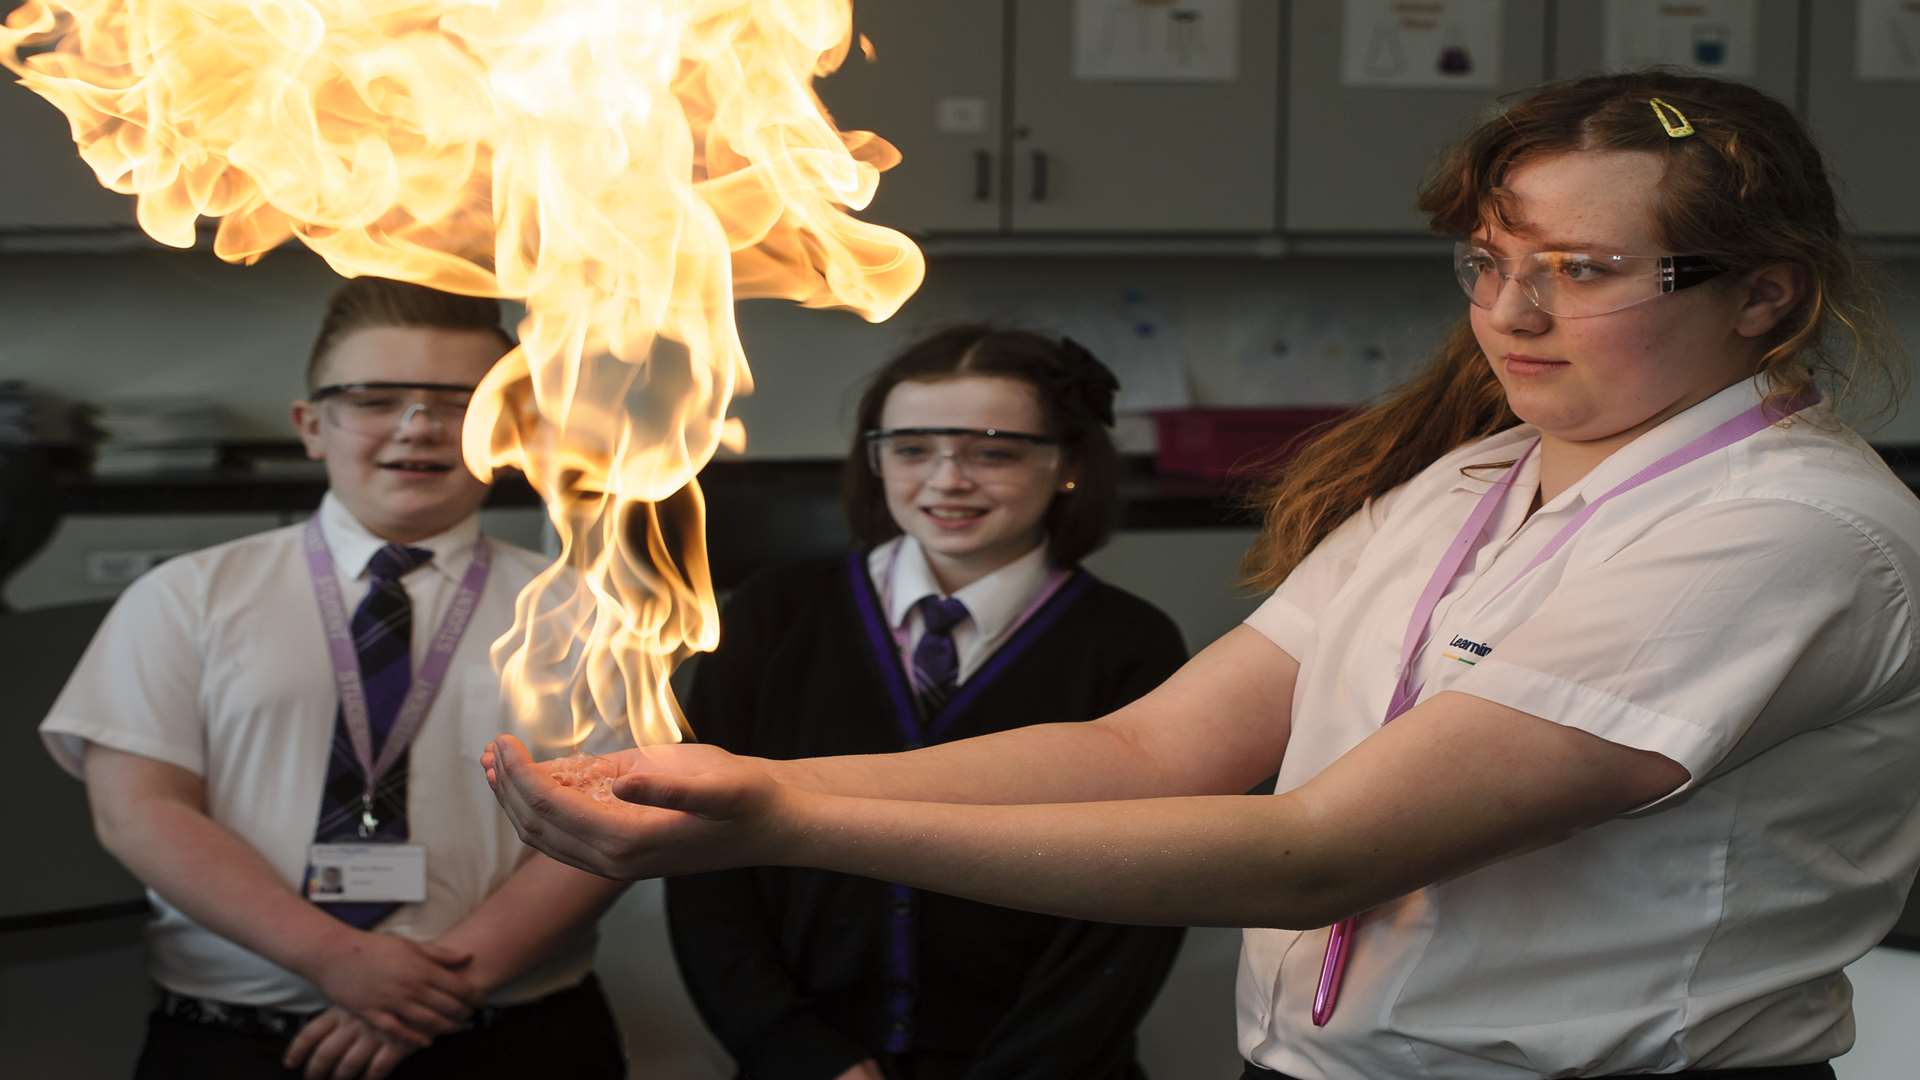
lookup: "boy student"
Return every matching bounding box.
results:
[43,278,629,1079]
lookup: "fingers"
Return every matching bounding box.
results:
[415,940,473,971]
[611,770,715,814]
[364,1010,433,1051]
[367,1041,410,1080]
[300,1019,360,1080]
[401,942,481,1012]
[397,1000,462,1038]
[489,738,626,873]
[284,1009,340,1070]
[327,1032,376,1080]
[614,767,749,821]
[416,985,477,1023]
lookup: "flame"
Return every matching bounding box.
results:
[2,0,924,749]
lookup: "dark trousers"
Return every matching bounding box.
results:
[1242,1063,1836,1080]
[871,1053,1147,1080]
[133,975,624,1080]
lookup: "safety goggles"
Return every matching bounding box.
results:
[863,427,1061,483]
[1453,240,1723,318]
[308,381,477,437]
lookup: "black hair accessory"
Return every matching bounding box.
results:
[1054,337,1120,428]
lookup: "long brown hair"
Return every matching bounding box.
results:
[843,325,1122,567]
[1242,70,1906,590]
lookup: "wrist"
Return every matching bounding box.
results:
[762,755,811,790]
[284,919,359,989]
[761,784,834,871]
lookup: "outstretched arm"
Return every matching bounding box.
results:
[487,689,1685,930]
[774,626,1295,804]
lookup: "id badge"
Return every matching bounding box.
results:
[306,844,427,903]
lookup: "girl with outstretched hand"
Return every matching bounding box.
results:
[488,72,1920,1080]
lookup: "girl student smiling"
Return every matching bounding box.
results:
[489,72,1920,1079]
[664,327,1188,1080]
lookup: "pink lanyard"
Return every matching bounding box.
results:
[880,540,1069,696]
[1312,389,1817,1027]
[304,517,492,831]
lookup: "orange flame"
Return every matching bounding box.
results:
[2,0,924,749]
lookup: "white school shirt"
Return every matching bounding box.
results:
[42,493,624,1010]
[867,535,1053,685]
[1240,378,1920,1078]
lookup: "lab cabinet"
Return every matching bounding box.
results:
[1005,0,1281,233]
[1806,2,1920,237]
[817,0,1282,235]
[1284,1,1548,234]
[814,0,1007,233]
[1552,0,1804,109]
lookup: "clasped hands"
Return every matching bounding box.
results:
[282,925,482,1078]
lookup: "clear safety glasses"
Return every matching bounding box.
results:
[864,427,1061,484]
[1453,240,1724,318]
[308,381,477,438]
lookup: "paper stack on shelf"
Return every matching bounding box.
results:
[92,397,235,475]
[0,381,88,447]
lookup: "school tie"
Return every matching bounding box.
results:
[911,595,970,716]
[309,542,433,928]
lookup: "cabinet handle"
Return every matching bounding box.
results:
[1030,150,1049,202]
[973,150,992,201]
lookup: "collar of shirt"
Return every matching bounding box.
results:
[317,491,481,585]
[1447,376,1780,514]
[876,535,1053,643]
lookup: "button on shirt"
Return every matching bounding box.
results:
[1240,379,1920,1078]
[41,494,621,1010]
[869,535,1054,685]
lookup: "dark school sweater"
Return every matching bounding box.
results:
[666,552,1190,1080]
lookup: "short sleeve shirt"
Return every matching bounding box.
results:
[1239,379,1920,1078]
[41,494,628,1010]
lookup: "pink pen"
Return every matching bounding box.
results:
[1312,917,1353,1026]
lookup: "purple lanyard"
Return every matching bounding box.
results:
[881,540,1070,695]
[1312,388,1817,1027]
[303,517,492,798]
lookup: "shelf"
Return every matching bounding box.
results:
[53,453,1263,531]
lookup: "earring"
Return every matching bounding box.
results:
[1060,480,1077,492]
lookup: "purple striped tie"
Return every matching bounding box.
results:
[308,542,432,928]
[911,595,969,716]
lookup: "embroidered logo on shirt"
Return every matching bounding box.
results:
[1443,634,1493,666]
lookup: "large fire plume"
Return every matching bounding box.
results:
[1,0,924,748]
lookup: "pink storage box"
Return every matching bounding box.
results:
[1149,406,1351,479]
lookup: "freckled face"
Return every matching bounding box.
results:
[1468,150,1753,447]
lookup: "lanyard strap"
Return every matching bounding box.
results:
[304,517,493,787]
[1383,446,1532,721]
[1386,389,1816,724]
[1316,388,1819,1028]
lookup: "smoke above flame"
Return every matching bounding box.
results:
[1,0,924,748]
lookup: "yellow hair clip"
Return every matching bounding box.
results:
[1649,97,1695,138]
